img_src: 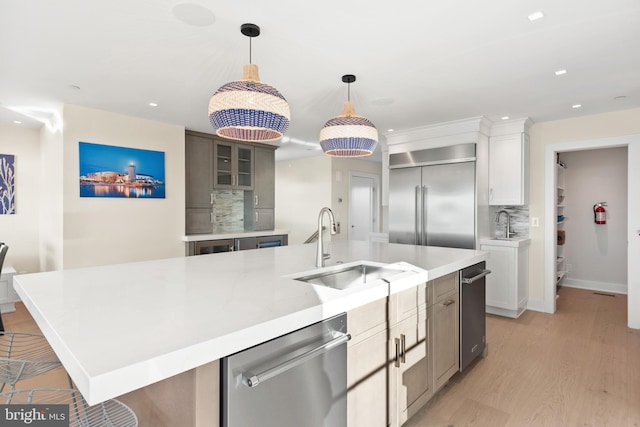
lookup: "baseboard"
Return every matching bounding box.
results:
[526,298,546,313]
[561,278,627,295]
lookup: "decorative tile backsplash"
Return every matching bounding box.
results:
[492,205,529,238]
[212,190,244,231]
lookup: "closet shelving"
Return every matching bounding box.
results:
[556,161,567,286]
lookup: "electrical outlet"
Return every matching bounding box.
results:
[531,217,539,227]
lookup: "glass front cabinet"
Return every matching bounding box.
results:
[213,140,254,190]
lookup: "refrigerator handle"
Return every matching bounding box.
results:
[415,185,420,245]
[422,185,428,246]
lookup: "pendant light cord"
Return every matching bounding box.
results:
[249,37,252,64]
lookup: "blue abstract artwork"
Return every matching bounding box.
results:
[79,142,165,198]
[0,154,15,215]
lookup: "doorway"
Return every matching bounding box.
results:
[544,134,640,329]
[348,172,380,241]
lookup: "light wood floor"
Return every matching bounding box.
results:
[4,287,640,426]
[406,286,640,427]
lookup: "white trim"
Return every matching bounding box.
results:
[561,279,627,295]
[544,134,638,318]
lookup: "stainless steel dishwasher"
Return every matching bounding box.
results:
[221,313,350,427]
[459,262,491,371]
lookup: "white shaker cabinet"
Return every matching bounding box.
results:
[489,133,529,206]
[480,238,530,318]
[0,266,18,313]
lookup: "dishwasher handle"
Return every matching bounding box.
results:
[461,269,491,284]
[242,331,351,388]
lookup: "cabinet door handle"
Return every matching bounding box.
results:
[210,193,214,205]
[210,212,214,224]
[394,338,401,368]
[255,211,259,223]
[400,334,406,364]
[255,195,259,206]
[442,299,456,307]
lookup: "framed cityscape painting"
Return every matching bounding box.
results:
[79,142,165,198]
[0,153,16,214]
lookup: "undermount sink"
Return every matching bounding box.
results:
[294,263,409,290]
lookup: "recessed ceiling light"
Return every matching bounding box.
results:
[555,69,567,76]
[528,11,544,21]
[13,120,22,124]
[572,104,582,109]
[387,129,395,132]
[501,116,510,120]
[148,102,158,107]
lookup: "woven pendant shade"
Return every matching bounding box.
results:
[208,24,290,143]
[319,76,378,157]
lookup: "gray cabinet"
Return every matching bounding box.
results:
[252,146,275,209]
[185,131,277,234]
[185,133,214,234]
[213,140,254,190]
[244,146,277,230]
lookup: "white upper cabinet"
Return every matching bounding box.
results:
[489,132,530,206]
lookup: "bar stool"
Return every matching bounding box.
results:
[0,332,65,392]
[1,388,138,426]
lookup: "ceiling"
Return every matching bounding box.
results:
[1,0,639,161]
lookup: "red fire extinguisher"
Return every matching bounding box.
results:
[593,202,607,224]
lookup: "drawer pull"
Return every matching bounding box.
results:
[442,299,455,307]
[394,338,400,368]
[400,334,406,364]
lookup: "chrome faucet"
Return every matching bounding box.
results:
[495,210,516,239]
[316,207,338,267]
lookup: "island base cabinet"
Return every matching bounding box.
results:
[388,309,432,427]
[347,298,389,427]
[433,290,459,391]
[347,329,389,427]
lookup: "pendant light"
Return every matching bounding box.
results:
[319,74,378,157]
[208,23,290,143]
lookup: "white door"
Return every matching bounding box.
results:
[349,175,375,241]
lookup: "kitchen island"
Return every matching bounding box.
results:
[13,240,487,425]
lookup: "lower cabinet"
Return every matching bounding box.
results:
[388,308,432,427]
[347,298,388,427]
[480,239,530,318]
[0,266,18,314]
[347,271,460,427]
[432,290,459,391]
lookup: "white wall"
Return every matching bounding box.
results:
[275,156,332,244]
[0,125,42,273]
[39,118,65,272]
[561,147,627,292]
[61,105,185,268]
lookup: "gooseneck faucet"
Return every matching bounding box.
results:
[316,207,338,267]
[495,210,516,239]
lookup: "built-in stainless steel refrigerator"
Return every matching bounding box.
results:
[389,143,476,249]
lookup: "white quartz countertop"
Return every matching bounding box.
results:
[182,229,289,242]
[13,240,487,405]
